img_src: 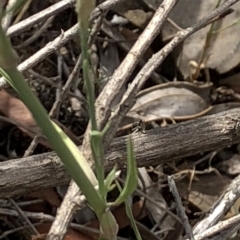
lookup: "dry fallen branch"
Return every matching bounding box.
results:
[194,214,240,240]
[1,108,240,198]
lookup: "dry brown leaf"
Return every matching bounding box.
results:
[138,167,176,230]
[176,174,230,213]
[34,223,95,240]
[168,1,240,76]
[0,90,40,134]
[26,188,61,208]
[127,81,212,121]
[0,90,81,148]
[122,9,153,28]
[177,173,240,221]
[144,0,240,76]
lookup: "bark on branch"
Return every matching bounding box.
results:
[1,108,240,198]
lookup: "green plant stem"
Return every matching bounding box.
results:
[213,17,240,34]
[80,23,97,131]
[112,136,138,206]
[91,130,106,198]
[77,5,107,200]
[115,182,142,240]
[0,24,107,218]
[91,123,111,198]
[7,68,106,216]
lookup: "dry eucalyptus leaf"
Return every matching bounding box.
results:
[122,9,153,28]
[127,82,212,121]
[26,188,61,208]
[145,0,240,77]
[0,90,41,136]
[138,168,176,230]
[34,223,95,240]
[170,0,240,77]
[178,173,240,222]
[0,90,81,148]
[176,174,231,212]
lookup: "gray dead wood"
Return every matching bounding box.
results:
[0,108,240,198]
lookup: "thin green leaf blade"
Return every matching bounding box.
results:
[114,135,138,205]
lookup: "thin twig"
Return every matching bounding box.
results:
[0,24,79,87]
[0,207,101,236]
[6,0,125,37]
[117,177,180,223]
[90,0,126,22]
[49,7,105,118]
[8,198,39,235]
[0,223,41,240]
[23,134,42,157]
[101,20,163,84]
[49,55,82,118]
[27,69,86,103]
[6,0,75,37]
[15,16,55,48]
[168,176,194,240]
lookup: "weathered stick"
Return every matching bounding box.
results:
[1,108,240,198]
